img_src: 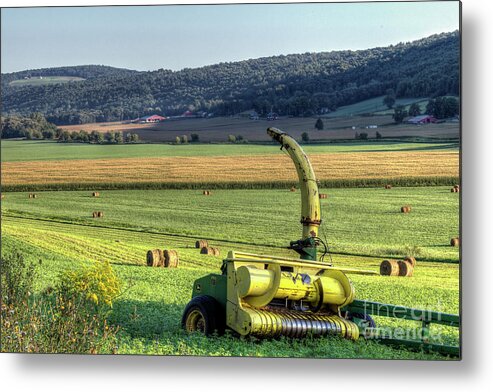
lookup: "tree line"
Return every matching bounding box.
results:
[1,113,139,143]
[2,31,459,125]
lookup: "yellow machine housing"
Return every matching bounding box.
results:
[222,251,376,340]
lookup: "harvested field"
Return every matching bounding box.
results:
[2,151,459,188]
[56,116,459,143]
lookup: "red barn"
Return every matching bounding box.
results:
[407,115,437,124]
[139,114,166,123]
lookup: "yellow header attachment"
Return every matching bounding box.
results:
[267,127,321,260]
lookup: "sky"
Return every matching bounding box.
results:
[1,1,460,73]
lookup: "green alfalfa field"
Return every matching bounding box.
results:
[1,182,460,358]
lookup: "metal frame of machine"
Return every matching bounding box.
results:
[182,127,460,358]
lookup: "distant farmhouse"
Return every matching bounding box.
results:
[407,115,437,124]
[134,114,166,123]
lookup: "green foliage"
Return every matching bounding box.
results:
[376,131,382,139]
[59,260,121,307]
[408,102,421,117]
[0,250,37,306]
[358,132,368,140]
[0,251,120,354]
[383,89,396,109]
[315,118,324,130]
[301,132,310,142]
[114,131,124,144]
[190,133,199,142]
[426,96,459,119]
[393,105,408,123]
[1,113,59,139]
[2,32,459,124]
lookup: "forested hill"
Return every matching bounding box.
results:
[1,65,140,86]
[1,31,459,125]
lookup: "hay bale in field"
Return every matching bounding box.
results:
[92,192,100,197]
[290,186,297,192]
[380,260,399,276]
[97,211,104,218]
[397,260,414,277]
[450,187,458,193]
[200,246,220,256]
[147,249,164,267]
[1,193,4,199]
[28,193,32,199]
[203,190,211,196]
[164,249,179,268]
[404,256,417,267]
[319,193,328,199]
[400,206,411,213]
[450,237,460,247]
[92,211,98,218]
[384,184,392,189]
[195,239,208,249]
[32,194,37,199]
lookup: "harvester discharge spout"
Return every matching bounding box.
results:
[267,127,321,261]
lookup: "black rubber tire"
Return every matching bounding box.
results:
[181,295,225,336]
[347,312,376,328]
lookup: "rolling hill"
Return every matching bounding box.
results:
[1,31,459,125]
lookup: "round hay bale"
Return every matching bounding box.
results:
[380,260,399,276]
[97,211,104,218]
[397,260,414,277]
[92,211,98,218]
[384,184,392,189]
[450,237,460,247]
[450,187,457,193]
[92,192,100,197]
[400,206,411,213]
[290,186,297,192]
[200,246,220,256]
[28,193,32,199]
[32,194,37,199]
[202,190,211,196]
[200,247,213,255]
[147,249,164,267]
[319,193,328,199]
[404,256,417,267]
[164,249,179,268]
[195,239,208,249]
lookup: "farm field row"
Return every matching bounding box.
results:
[2,150,459,189]
[1,187,460,262]
[1,139,459,162]
[0,186,460,358]
[54,115,459,143]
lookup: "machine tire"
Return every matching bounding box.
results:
[181,295,225,336]
[347,312,376,328]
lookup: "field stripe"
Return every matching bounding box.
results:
[2,151,459,187]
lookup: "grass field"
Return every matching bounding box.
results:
[327,96,429,117]
[1,186,460,358]
[8,76,85,86]
[0,140,459,162]
[0,138,460,359]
